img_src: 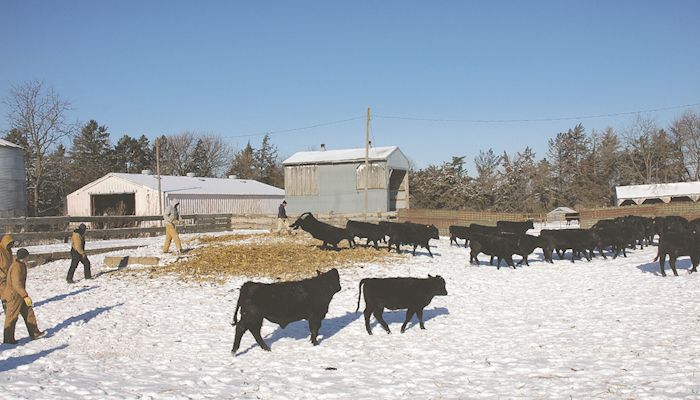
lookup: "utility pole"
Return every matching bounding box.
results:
[364,107,370,221]
[156,137,163,219]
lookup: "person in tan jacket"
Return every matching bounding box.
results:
[1,234,15,313]
[162,201,182,254]
[67,223,92,284]
[3,248,44,344]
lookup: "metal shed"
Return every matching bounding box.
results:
[282,146,410,214]
[0,139,27,217]
[66,172,285,216]
[615,182,700,206]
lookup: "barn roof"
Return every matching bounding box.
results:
[283,146,401,165]
[71,173,284,197]
[615,182,700,205]
[0,139,23,149]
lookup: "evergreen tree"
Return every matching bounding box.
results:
[41,145,70,215]
[69,120,113,192]
[255,134,283,186]
[188,139,209,176]
[227,142,257,179]
[470,149,501,210]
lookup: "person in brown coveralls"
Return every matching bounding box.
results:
[67,223,92,284]
[1,234,15,313]
[3,248,44,344]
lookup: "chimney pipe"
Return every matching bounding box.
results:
[320,143,326,151]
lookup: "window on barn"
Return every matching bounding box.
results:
[284,165,319,196]
[356,164,386,189]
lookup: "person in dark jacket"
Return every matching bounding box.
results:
[67,223,92,283]
[275,200,291,235]
[4,248,44,344]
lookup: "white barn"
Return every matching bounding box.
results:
[67,173,285,216]
[615,182,700,206]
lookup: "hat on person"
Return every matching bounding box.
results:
[282,200,287,204]
[16,248,29,260]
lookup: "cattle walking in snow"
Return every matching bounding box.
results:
[496,220,534,235]
[231,268,342,354]
[346,220,386,249]
[356,275,447,335]
[289,212,355,250]
[449,225,470,247]
[384,221,440,257]
[654,232,700,277]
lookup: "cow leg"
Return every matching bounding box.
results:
[373,239,379,250]
[412,244,417,256]
[231,319,250,354]
[669,256,679,277]
[489,256,494,266]
[364,307,374,335]
[450,236,455,246]
[659,253,667,276]
[507,256,515,269]
[374,307,391,334]
[249,319,270,351]
[416,308,426,330]
[308,316,322,346]
[496,257,502,270]
[401,308,415,333]
[691,256,699,273]
[426,245,434,258]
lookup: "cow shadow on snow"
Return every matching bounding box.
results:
[636,258,694,276]
[236,307,449,355]
[45,303,123,338]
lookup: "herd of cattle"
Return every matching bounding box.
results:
[230,212,699,355]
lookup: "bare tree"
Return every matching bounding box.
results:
[622,115,684,184]
[192,134,232,177]
[161,131,197,176]
[670,110,700,181]
[3,80,74,215]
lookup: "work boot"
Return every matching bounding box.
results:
[31,331,46,340]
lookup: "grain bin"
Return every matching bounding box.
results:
[0,139,27,217]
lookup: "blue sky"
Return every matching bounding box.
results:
[1,1,699,170]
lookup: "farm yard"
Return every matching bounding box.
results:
[1,227,699,399]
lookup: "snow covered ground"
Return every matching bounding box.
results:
[2,230,700,399]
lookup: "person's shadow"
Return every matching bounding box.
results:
[34,286,97,308]
[0,344,69,372]
[45,303,123,338]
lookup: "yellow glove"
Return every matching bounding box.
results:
[24,297,33,307]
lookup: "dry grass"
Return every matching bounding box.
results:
[149,232,404,283]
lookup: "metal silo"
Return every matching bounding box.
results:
[0,139,27,217]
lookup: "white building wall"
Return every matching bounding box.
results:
[167,194,283,215]
[67,176,143,216]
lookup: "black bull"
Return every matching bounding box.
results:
[231,268,341,354]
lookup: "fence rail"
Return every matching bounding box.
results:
[0,214,232,244]
[397,209,544,235]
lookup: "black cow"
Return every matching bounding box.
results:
[346,220,386,249]
[289,212,355,250]
[386,221,440,257]
[231,268,342,354]
[469,232,520,269]
[496,220,534,235]
[469,223,501,235]
[355,275,447,335]
[654,216,691,238]
[449,225,470,247]
[655,232,700,277]
[539,229,599,263]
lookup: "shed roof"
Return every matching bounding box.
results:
[548,207,577,214]
[71,173,285,197]
[615,182,700,203]
[283,146,400,165]
[0,139,23,149]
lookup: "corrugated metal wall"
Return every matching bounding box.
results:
[0,146,26,217]
[167,194,283,215]
[286,162,389,214]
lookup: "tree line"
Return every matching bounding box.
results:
[410,111,700,213]
[2,81,284,216]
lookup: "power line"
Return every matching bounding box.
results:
[374,102,700,124]
[221,116,364,139]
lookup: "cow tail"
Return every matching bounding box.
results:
[355,279,367,312]
[653,247,660,262]
[231,297,242,326]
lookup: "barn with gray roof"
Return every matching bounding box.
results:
[66,172,285,216]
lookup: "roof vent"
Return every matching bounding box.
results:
[186,172,196,177]
[320,143,326,151]
[141,169,152,175]
[228,175,238,179]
